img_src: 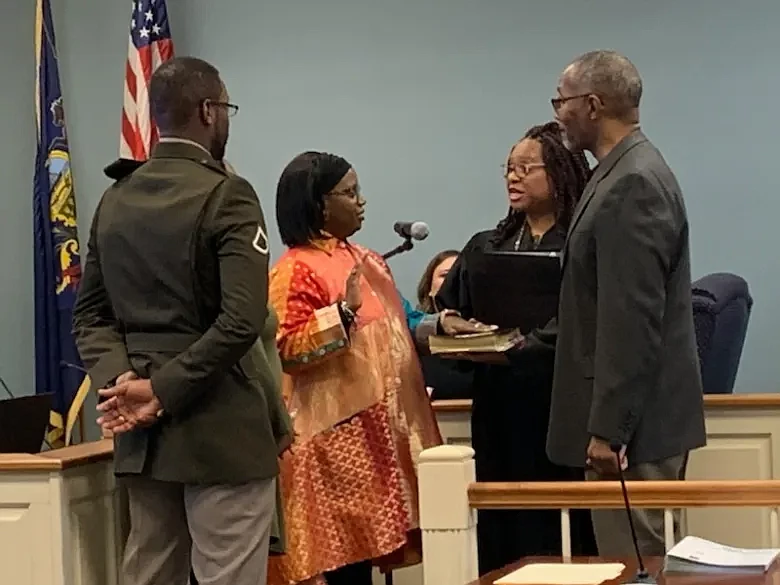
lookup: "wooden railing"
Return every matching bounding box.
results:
[418,445,780,585]
[468,479,780,508]
[468,480,780,561]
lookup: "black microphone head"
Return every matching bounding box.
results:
[392,221,407,237]
[609,440,623,454]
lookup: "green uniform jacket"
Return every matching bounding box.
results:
[73,142,288,490]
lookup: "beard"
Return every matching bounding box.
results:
[560,126,579,153]
[556,120,582,153]
[209,128,228,162]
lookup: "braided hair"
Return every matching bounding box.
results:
[490,121,591,247]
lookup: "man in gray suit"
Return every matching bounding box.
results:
[547,50,706,556]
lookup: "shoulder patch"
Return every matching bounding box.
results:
[252,225,270,255]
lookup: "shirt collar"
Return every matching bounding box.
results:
[157,137,211,157]
[309,232,346,255]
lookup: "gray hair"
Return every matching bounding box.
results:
[566,50,643,118]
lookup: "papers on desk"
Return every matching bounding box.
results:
[665,535,780,574]
[494,562,625,585]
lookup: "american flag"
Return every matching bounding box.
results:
[120,0,173,161]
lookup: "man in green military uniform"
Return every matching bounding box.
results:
[72,56,288,585]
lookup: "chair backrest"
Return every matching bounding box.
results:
[692,273,753,394]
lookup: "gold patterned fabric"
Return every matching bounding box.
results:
[267,237,442,585]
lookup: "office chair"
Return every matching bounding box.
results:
[691,272,753,394]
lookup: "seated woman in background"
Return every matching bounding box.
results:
[415,250,475,400]
[266,151,443,585]
[416,249,458,314]
[435,121,597,574]
[397,250,488,351]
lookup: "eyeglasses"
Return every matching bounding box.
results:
[329,186,363,200]
[501,162,545,178]
[205,99,239,117]
[551,93,591,112]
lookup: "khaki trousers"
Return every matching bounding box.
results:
[586,454,686,557]
[122,475,276,585]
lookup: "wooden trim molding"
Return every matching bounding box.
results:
[433,394,780,414]
[468,480,780,509]
[0,439,113,472]
[700,394,780,408]
[432,399,473,413]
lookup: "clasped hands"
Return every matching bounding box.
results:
[97,370,162,437]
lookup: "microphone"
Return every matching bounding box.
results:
[0,374,16,399]
[61,361,88,375]
[62,361,108,405]
[393,221,429,241]
[383,221,430,261]
[611,441,656,584]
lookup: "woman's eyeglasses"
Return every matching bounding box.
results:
[501,162,545,178]
[329,187,362,200]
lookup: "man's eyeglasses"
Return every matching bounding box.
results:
[205,99,239,117]
[551,93,591,112]
[501,162,545,178]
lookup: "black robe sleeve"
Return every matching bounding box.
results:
[434,231,489,319]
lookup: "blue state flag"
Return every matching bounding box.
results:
[33,0,90,447]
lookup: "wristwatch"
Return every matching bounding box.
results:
[339,301,357,323]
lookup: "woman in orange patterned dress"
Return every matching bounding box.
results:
[267,152,443,585]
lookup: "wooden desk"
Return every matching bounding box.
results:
[472,557,780,585]
[0,440,121,585]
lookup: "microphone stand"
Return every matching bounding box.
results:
[382,237,414,260]
[612,442,657,584]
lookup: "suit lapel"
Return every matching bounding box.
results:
[560,130,648,268]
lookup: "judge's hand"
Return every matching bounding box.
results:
[344,260,363,312]
[439,313,497,336]
[97,379,161,435]
[586,436,627,476]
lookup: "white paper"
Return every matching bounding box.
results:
[494,562,625,585]
[667,536,780,569]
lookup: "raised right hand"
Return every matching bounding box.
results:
[345,260,363,312]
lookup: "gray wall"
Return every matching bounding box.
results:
[2,0,778,400]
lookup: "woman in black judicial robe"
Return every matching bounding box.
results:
[435,122,598,575]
